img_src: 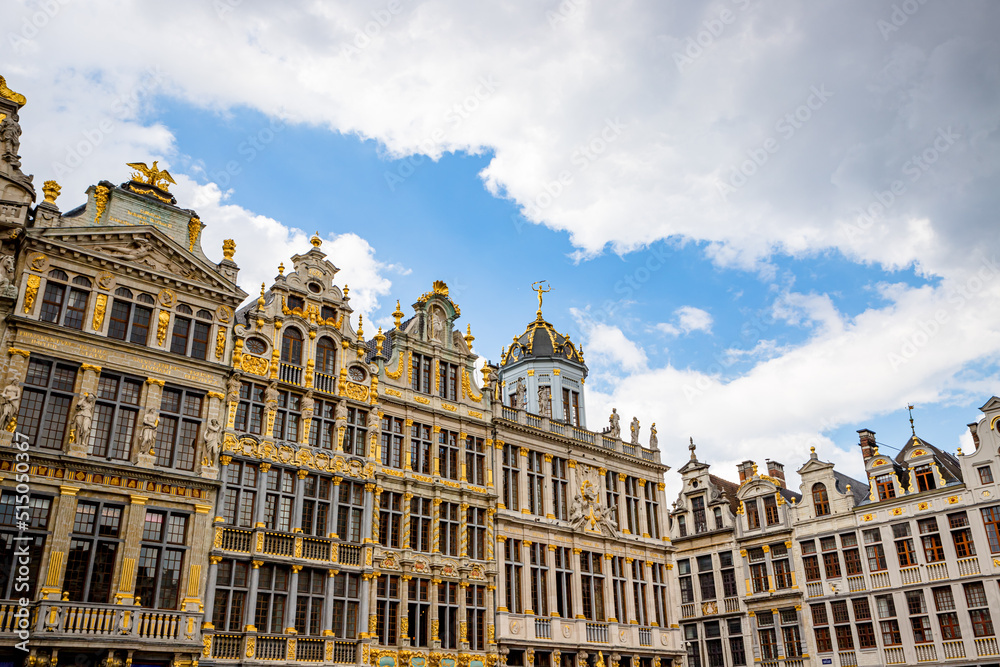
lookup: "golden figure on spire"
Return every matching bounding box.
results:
[531,280,551,318]
[126,161,176,191]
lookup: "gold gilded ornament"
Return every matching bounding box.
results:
[23,275,39,313]
[126,161,176,190]
[42,180,61,204]
[156,310,170,346]
[92,294,107,331]
[0,76,27,106]
[93,185,110,221]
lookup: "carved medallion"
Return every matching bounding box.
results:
[217,304,234,324]
[27,252,48,272]
[158,288,177,307]
[96,271,115,290]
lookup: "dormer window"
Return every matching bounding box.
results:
[691,496,707,534]
[281,328,303,365]
[813,483,831,517]
[288,295,305,311]
[714,507,723,530]
[764,496,779,525]
[321,306,336,321]
[40,269,90,330]
[875,474,896,501]
[746,499,761,530]
[914,465,936,492]
[677,515,687,538]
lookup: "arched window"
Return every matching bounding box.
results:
[316,337,336,375]
[813,483,831,516]
[40,268,90,330]
[281,328,303,365]
[714,506,724,529]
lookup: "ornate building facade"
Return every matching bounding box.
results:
[5,72,1000,667]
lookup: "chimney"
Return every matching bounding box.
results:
[969,422,980,451]
[766,460,786,488]
[737,460,756,482]
[858,429,877,462]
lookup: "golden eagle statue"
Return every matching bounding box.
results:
[126,161,176,191]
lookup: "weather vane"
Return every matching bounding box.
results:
[907,403,916,436]
[532,280,551,317]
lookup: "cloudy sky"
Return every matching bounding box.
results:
[4,0,1000,495]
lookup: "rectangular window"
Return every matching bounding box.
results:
[645,481,661,538]
[272,389,302,444]
[264,467,296,532]
[651,563,668,627]
[939,612,962,640]
[554,546,573,618]
[381,415,404,468]
[746,499,760,529]
[135,509,189,609]
[18,357,77,451]
[234,381,266,436]
[933,586,956,611]
[0,493,51,600]
[857,622,877,648]
[980,466,994,484]
[773,558,792,589]
[632,559,648,626]
[301,473,332,537]
[408,578,431,647]
[880,620,902,646]
[502,444,520,511]
[309,398,338,451]
[295,568,326,636]
[982,505,1000,554]
[212,559,250,631]
[438,429,460,480]
[410,497,432,552]
[875,474,896,500]
[170,317,191,355]
[580,551,605,621]
[375,574,399,645]
[411,353,433,394]
[552,457,569,520]
[611,556,628,622]
[692,495,707,534]
[438,581,460,649]
[379,492,403,548]
[466,584,486,651]
[410,422,433,474]
[90,373,143,461]
[467,506,486,560]
[528,542,549,616]
[254,563,290,634]
[465,435,486,486]
[337,481,365,543]
[750,562,768,594]
[504,539,523,614]
[951,512,976,557]
[866,543,887,571]
[911,615,933,644]
[439,502,460,556]
[155,386,203,471]
[343,406,368,456]
[222,461,258,528]
[763,495,779,525]
[624,476,641,534]
[605,471,620,528]
[331,572,360,639]
[438,361,459,401]
[526,451,544,516]
[64,500,122,604]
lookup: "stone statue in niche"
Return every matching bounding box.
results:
[514,377,527,410]
[226,372,242,403]
[137,409,158,455]
[202,418,222,467]
[264,380,279,410]
[430,307,446,343]
[537,385,551,417]
[0,379,20,431]
[0,255,16,298]
[72,393,97,446]
[301,389,315,417]
[0,114,22,168]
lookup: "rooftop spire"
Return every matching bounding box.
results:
[908,403,916,436]
[689,436,697,460]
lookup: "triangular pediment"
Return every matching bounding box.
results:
[797,457,834,476]
[29,226,245,299]
[980,396,1000,413]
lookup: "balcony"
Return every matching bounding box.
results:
[279,363,303,386]
[870,571,891,589]
[846,575,866,592]
[535,618,551,639]
[806,582,823,597]
[315,372,337,395]
[497,407,659,463]
[215,527,339,563]
[681,603,695,619]
[958,557,981,576]
[976,637,1000,657]
[585,622,609,643]
[208,634,357,664]
[926,561,950,581]
[942,639,966,659]
[900,566,921,584]
[638,627,651,647]
[723,597,740,613]
[31,600,202,646]
[838,651,857,666]
[883,647,906,664]
[914,644,937,662]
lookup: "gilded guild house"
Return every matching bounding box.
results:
[5,72,1000,667]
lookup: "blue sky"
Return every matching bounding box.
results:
[5,0,1000,492]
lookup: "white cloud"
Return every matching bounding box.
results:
[657,305,713,336]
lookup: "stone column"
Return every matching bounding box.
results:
[286,566,301,633]
[486,582,497,647]
[459,581,470,650]
[571,549,584,619]
[399,573,412,646]
[359,572,374,639]
[246,561,263,631]
[523,541,535,615]
[203,555,223,629]
[460,502,469,558]
[293,469,308,531]
[617,474,628,534]
[372,487,384,546]
[402,492,414,549]
[486,508,496,561]
[656,483,668,540]
[403,419,414,471]
[115,494,149,606]
[432,498,442,553]
[429,577,441,648]
[324,569,338,637]
[543,454,555,519]
[644,562,657,628]
[459,431,468,482]
[546,545,559,617]
[432,425,442,476]
[255,463,272,528]
[39,485,80,600]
